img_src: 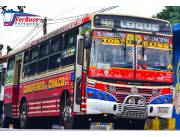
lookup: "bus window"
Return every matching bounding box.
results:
[37,42,49,74]
[61,30,78,67]
[37,58,48,73]
[39,41,49,58]
[48,53,61,70]
[24,50,29,64]
[22,50,29,78]
[7,58,15,70]
[28,62,37,76]
[64,30,78,49]
[22,64,28,78]
[50,37,62,54]
[28,46,38,76]
[29,46,38,62]
[48,37,62,70]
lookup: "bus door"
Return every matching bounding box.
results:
[13,54,23,112]
[73,35,84,112]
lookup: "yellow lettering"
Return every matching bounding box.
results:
[24,81,46,94]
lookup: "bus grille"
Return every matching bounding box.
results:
[113,87,152,103]
[118,103,147,119]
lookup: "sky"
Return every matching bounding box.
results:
[0,0,180,55]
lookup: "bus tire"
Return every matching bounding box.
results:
[20,102,29,129]
[60,95,75,129]
[60,92,90,129]
[0,115,10,128]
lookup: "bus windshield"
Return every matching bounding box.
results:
[88,30,172,81]
[137,46,172,72]
[90,38,133,69]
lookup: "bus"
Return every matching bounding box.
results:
[172,24,180,130]
[1,13,173,129]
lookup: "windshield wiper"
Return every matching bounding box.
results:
[122,42,126,62]
[112,28,127,62]
[142,42,146,62]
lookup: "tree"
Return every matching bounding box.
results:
[153,6,180,24]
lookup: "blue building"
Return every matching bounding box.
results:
[172,24,180,130]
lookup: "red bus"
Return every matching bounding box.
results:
[1,13,173,129]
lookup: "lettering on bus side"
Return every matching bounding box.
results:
[24,81,46,94]
[48,77,65,89]
[23,76,67,94]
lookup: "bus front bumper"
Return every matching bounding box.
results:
[86,98,147,119]
[147,104,173,118]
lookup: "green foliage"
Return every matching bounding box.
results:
[153,6,180,24]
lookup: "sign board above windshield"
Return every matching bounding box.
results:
[93,30,172,49]
[94,15,171,35]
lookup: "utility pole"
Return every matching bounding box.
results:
[43,17,47,35]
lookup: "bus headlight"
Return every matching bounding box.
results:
[105,94,111,100]
[128,98,135,105]
[152,89,159,96]
[157,97,161,103]
[138,99,145,105]
[164,97,169,103]
[96,93,103,99]
[109,86,116,92]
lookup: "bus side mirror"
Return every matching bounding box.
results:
[84,39,91,49]
[77,39,83,65]
[84,35,91,49]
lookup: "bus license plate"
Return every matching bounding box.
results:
[157,107,169,114]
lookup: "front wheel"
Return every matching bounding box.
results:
[0,115,10,128]
[60,96,75,129]
[60,95,90,129]
[20,102,30,129]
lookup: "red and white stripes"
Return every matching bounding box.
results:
[12,105,19,117]
[27,98,60,117]
[81,96,87,113]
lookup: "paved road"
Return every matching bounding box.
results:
[0,123,113,130]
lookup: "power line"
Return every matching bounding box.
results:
[11,26,39,47]
[11,19,44,49]
[25,27,43,46]
[13,27,43,50]
[47,18,78,25]
[9,6,119,50]
[12,25,42,49]
[48,6,119,22]
[50,6,79,19]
